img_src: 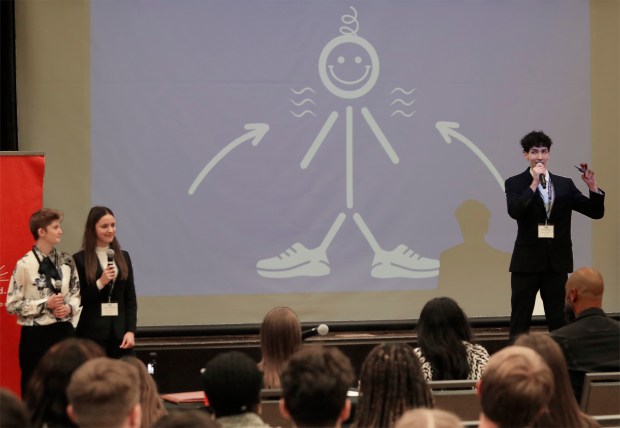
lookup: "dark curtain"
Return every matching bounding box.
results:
[1,0,18,151]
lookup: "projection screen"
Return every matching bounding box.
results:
[83,0,599,326]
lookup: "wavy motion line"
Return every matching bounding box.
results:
[290,110,316,118]
[289,98,316,107]
[390,99,415,106]
[390,87,416,95]
[390,110,415,117]
[290,87,316,95]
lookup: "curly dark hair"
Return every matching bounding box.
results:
[520,130,552,152]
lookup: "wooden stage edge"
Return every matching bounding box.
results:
[134,314,618,393]
[133,316,558,394]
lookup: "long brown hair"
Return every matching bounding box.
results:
[25,338,105,427]
[515,333,599,428]
[258,307,302,388]
[121,356,167,428]
[81,206,129,284]
[354,343,434,428]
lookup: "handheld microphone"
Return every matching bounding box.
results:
[106,249,115,265]
[536,162,546,189]
[301,324,329,340]
[54,280,62,294]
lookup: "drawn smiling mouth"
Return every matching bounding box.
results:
[328,65,371,85]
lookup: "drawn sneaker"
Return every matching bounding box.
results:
[371,244,439,279]
[256,243,330,278]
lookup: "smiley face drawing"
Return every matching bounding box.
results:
[256,7,440,280]
[318,33,380,100]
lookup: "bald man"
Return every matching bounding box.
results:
[550,267,620,401]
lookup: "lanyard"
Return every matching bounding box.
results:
[539,180,554,222]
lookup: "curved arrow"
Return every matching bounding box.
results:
[435,121,505,191]
[188,123,270,195]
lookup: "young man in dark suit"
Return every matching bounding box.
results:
[505,131,605,342]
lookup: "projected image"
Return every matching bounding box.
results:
[91,1,590,299]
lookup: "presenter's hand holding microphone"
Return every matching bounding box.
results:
[100,248,117,286]
[49,280,70,319]
[46,283,64,311]
[532,162,547,190]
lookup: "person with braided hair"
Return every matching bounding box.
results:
[353,343,434,428]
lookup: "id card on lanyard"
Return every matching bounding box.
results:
[538,180,554,239]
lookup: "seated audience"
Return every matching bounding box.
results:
[477,346,553,428]
[0,387,31,428]
[258,306,302,389]
[353,343,434,428]
[153,409,217,428]
[550,267,620,401]
[201,350,271,428]
[395,408,463,428]
[121,356,168,428]
[414,297,489,381]
[66,357,141,428]
[515,333,599,428]
[25,337,105,427]
[280,345,354,428]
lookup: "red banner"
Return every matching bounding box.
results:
[0,154,45,395]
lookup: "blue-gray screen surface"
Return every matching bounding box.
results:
[91,1,591,302]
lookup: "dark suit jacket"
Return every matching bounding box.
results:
[551,308,620,400]
[505,168,604,273]
[73,250,138,342]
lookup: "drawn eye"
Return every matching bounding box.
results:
[338,56,345,64]
[355,56,362,64]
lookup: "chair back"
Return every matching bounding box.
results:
[429,379,480,422]
[580,372,620,416]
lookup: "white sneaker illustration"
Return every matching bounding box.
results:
[371,244,439,279]
[257,243,330,278]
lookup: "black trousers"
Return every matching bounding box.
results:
[19,322,75,395]
[509,271,567,342]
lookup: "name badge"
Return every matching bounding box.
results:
[101,302,119,316]
[538,224,554,239]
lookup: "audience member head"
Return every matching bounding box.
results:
[25,338,105,428]
[354,343,433,428]
[259,306,302,388]
[478,346,553,428]
[515,333,599,428]
[0,387,31,428]
[29,208,63,241]
[520,130,552,152]
[417,297,474,380]
[564,267,605,321]
[395,408,463,428]
[152,409,218,428]
[201,351,263,418]
[121,356,168,428]
[280,345,354,428]
[66,357,141,428]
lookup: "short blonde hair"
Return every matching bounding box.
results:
[395,408,463,428]
[67,357,140,428]
[480,346,553,428]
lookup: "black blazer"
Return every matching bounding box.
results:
[73,250,138,342]
[505,168,604,273]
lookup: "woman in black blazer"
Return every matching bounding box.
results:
[73,206,137,358]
